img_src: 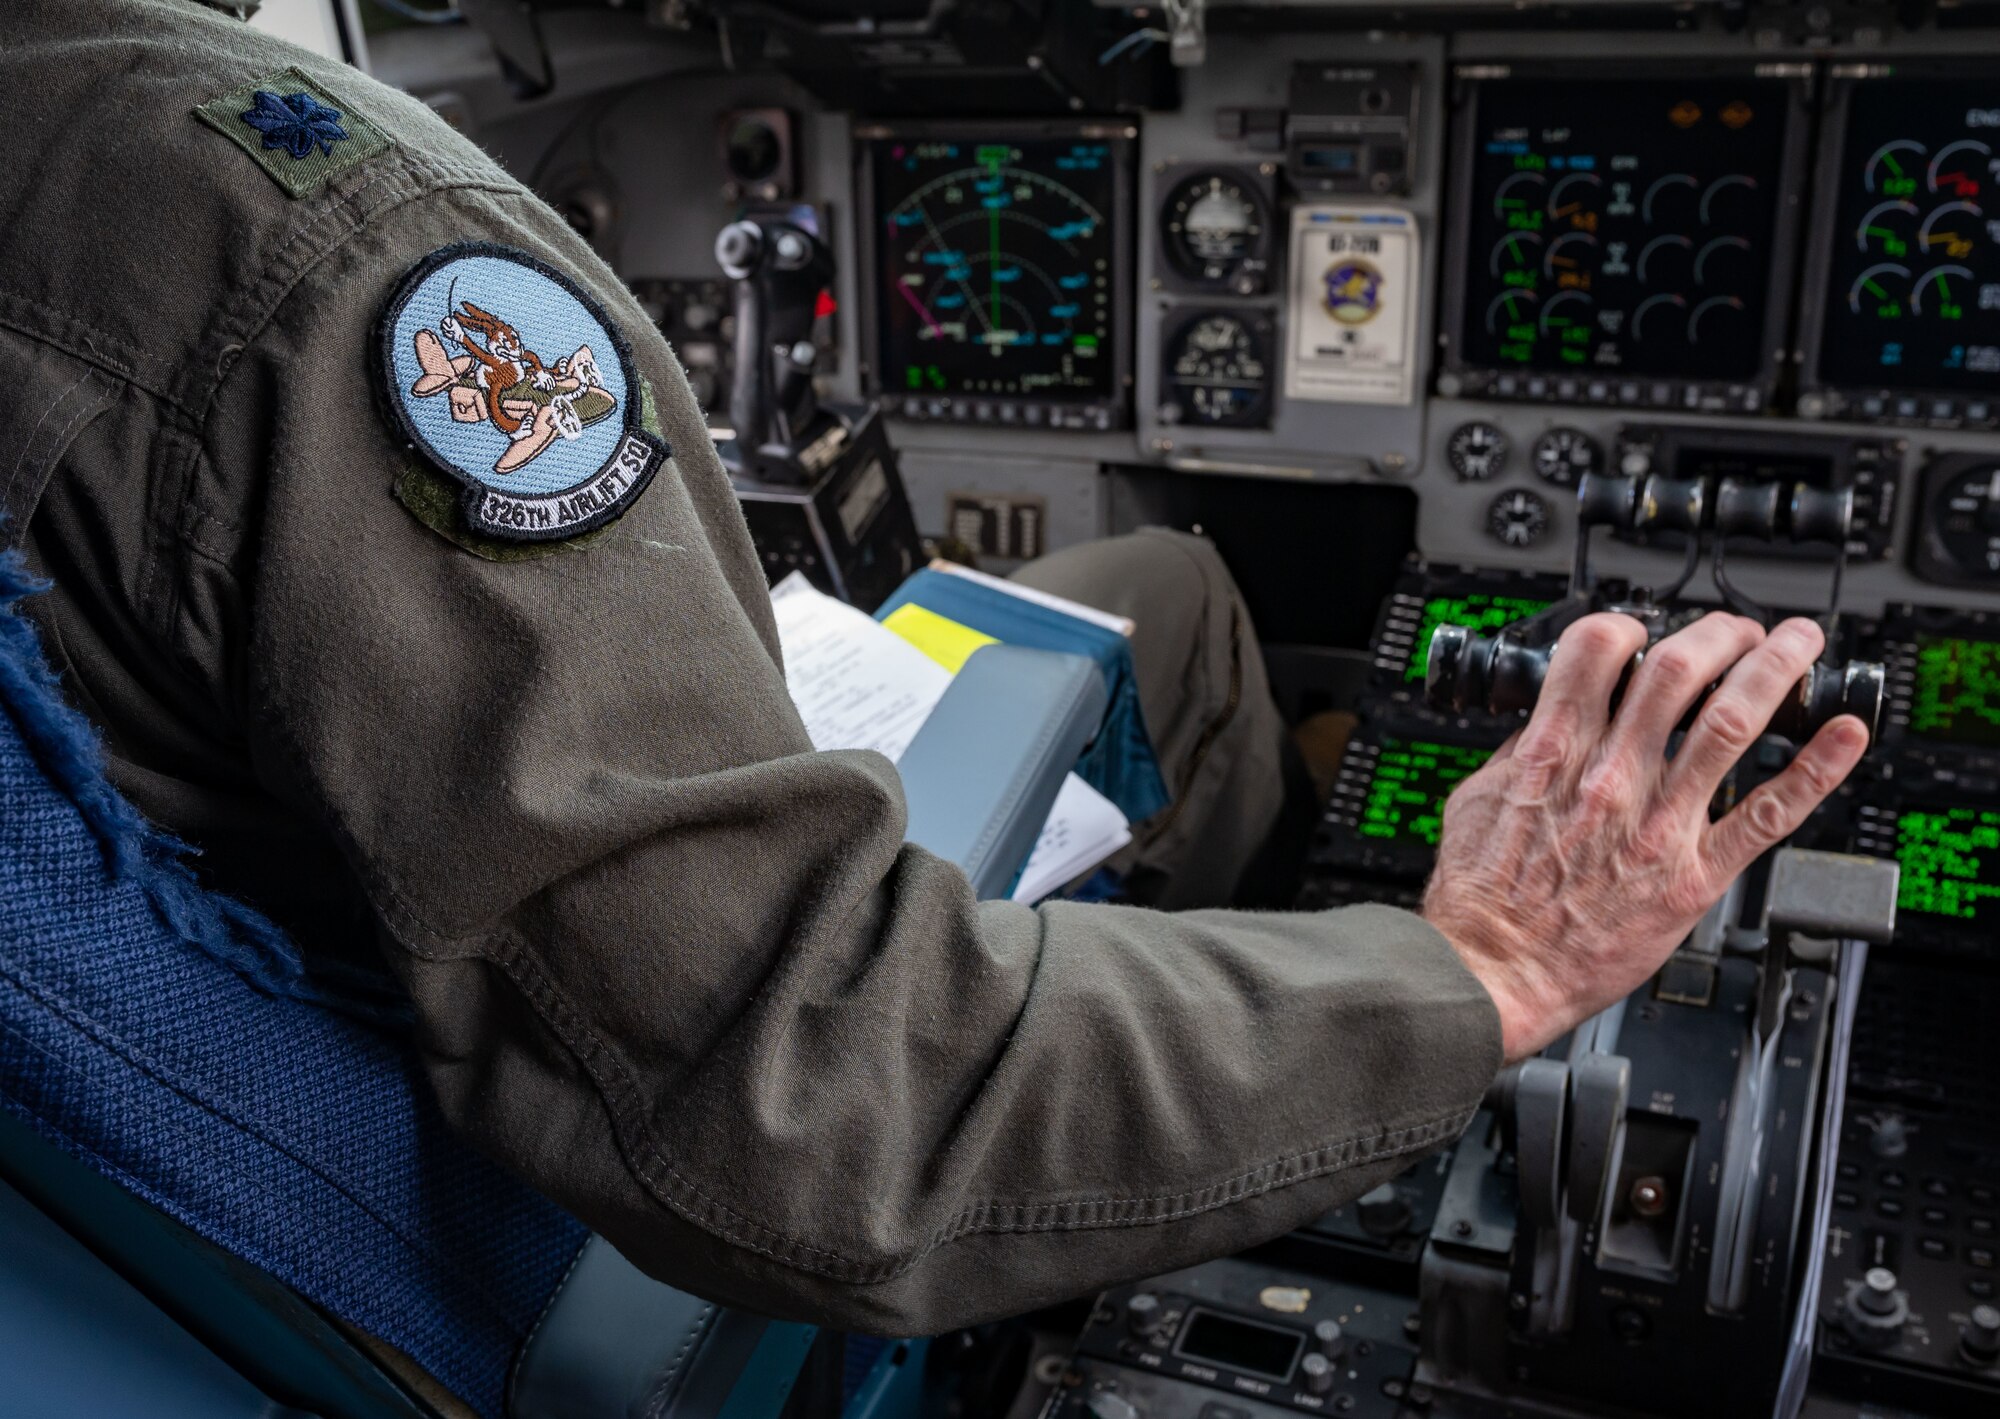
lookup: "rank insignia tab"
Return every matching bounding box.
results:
[377,244,668,544]
[194,66,389,199]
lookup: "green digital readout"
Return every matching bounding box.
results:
[1403,594,1551,683]
[1909,634,2000,749]
[1356,738,1495,846]
[1895,805,2000,922]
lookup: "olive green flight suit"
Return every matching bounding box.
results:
[1,0,1501,1336]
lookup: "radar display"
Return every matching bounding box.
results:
[867,131,1127,416]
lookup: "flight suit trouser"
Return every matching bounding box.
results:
[1014,527,1304,910]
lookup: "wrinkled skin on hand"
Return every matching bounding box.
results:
[1422,612,1872,1061]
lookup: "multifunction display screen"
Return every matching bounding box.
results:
[1174,1312,1303,1381]
[1816,77,2000,396]
[1402,592,1551,683]
[1909,633,2000,748]
[1355,737,1495,848]
[1455,75,1793,382]
[1895,805,2000,925]
[868,133,1124,403]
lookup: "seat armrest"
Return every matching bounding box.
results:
[510,1236,815,1419]
[897,644,1108,901]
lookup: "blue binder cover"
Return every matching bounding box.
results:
[875,569,1172,825]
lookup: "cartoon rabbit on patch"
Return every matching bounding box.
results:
[408,297,618,474]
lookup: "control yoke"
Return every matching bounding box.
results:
[1425,467,1887,745]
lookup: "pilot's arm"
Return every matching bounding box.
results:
[13,27,1867,1337]
[203,180,1506,1334]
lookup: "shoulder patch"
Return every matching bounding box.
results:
[193,66,389,199]
[376,244,668,545]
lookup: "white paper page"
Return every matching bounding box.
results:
[770,573,950,761]
[928,560,1134,636]
[1012,774,1133,904]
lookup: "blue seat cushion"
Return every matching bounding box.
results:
[0,550,587,1418]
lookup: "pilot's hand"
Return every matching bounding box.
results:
[440,314,467,346]
[1421,612,1871,1062]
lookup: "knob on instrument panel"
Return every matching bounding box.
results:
[1125,1291,1166,1338]
[1840,1267,1911,1349]
[1962,1305,2000,1368]
[1299,1352,1336,1396]
[1355,1183,1414,1238]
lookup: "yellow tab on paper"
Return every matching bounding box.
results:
[881,603,997,674]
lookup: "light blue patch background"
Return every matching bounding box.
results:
[389,253,631,497]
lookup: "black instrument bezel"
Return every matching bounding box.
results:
[1157,305,1278,431]
[1154,162,1279,295]
[1436,60,1813,414]
[1797,59,2000,429]
[853,117,1137,430]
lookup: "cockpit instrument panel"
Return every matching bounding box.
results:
[1313,727,1496,883]
[859,121,1133,430]
[1856,795,2000,954]
[1441,67,1806,414]
[1364,565,1566,704]
[1158,166,1275,296]
[1159,309,1274,429]
[1879,606,2000,755]
[1802,67,2000,427]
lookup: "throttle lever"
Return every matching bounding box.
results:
[1426,620,1884,746]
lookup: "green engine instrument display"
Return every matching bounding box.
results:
[1455,74,1793,382]
[1909,633,2000,748]
[1894,805,2000,923]
[1817,77,2000,395]
[1402,593,1552,683]
[1355,737,1495,847]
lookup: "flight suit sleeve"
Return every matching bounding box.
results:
[220,178,1502,1335]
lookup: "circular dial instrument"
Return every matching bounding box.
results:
[1159,312,1273,428]
[1922,459,2000,581]
[1446,421,1509,481]
[1160,170,1271,289]
[1487,488,1553,548]
[1530,427,1603,487]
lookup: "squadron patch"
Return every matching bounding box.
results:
[377,244,667,543]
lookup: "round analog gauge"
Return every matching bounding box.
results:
[1160,312,1273,429]
[1161,170,1271,287]
[1923,460,2000,580]
[1855,199,1919,259]
[1486,489,1552,548]
[1446,421,1509,481]
[1530,427,1602,487]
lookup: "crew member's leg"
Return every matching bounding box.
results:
[1013,527,1312,909]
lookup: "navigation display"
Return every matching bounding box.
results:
[1354,736,1493,849]
[1813,75,2000,400]
[1894,804,2000,926]
[1451,73,1796,388]
[1909,633,2000,748]
[865,128,1128,414]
